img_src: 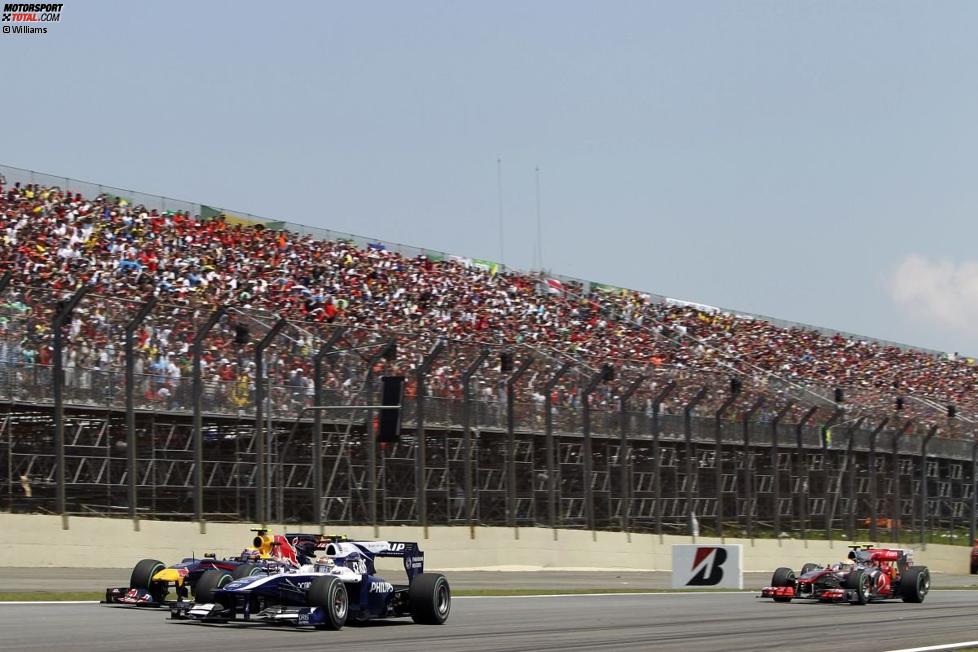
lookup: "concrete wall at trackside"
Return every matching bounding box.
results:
[0,514,970,575]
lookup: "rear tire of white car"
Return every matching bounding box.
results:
[800,563,819,575]
[130,558,167,603]
[308,576,348,630]
[194,569,231,604]
[409,573,451,624]
[900,566,930,603]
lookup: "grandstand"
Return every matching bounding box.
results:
[0,163,975,548]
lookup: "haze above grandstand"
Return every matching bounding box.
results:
[3,1,978,353]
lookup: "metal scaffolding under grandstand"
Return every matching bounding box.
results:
[0,283,974,549]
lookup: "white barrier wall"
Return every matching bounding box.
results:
[0,513,971,574]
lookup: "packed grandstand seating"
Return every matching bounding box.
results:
[0,180,974,430]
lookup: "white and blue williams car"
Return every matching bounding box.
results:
[169,538,450,630]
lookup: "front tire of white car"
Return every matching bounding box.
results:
[308,575,348,630]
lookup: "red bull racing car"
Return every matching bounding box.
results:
[103,529,343,607]
[760,545,930,605]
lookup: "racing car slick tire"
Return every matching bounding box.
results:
[971,562,977,575]
[231,562,261,580]
[130,559,165,589]
[900,566,930,603]
[770,567,795,602]
[844,569,871,605]
[194,569,232,604]
[130,559,167,602]
[409,573,451,624]
[308,576,348,630]
[800,563,819,575]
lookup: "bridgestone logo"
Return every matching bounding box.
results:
[686,547,727,586]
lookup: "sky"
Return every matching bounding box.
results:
[2,1,977,353]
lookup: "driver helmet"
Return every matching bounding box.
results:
[313,556,335,573]
[240,549,260,562]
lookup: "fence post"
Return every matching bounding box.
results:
[770,402,794,538]
[742,397,764,539]
[971,438,978,548]
[619,374,647,534]
[838,417,865,542]
[868,418,888,541]
[920,425,938,548]
[191,307,226,525]
[506,355,533,532]
[462,348,491,536]
[253,316,287,525]
[53,285,92,525]
[124,296,157,525]
[544,362,573,533]
[312,327,345,530]
[652,381,676,542]
[366,340,396,536]
[581,367,611,534]
[892,419,914,543]
[794,406,818,539]
[818,408,844,540]
[415,340,445,536]
[684,386,709,538]
[713,388,738,539]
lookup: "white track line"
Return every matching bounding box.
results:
[885,642,978,652]
[456,591,755,599]
[0,601,101,605]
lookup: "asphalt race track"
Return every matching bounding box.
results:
[2,591,976,652]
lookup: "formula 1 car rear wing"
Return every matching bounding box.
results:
[324,540,425,582]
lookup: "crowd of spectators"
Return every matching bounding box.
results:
[0,180,973,432]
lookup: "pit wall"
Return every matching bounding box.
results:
[2,514,969,574]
